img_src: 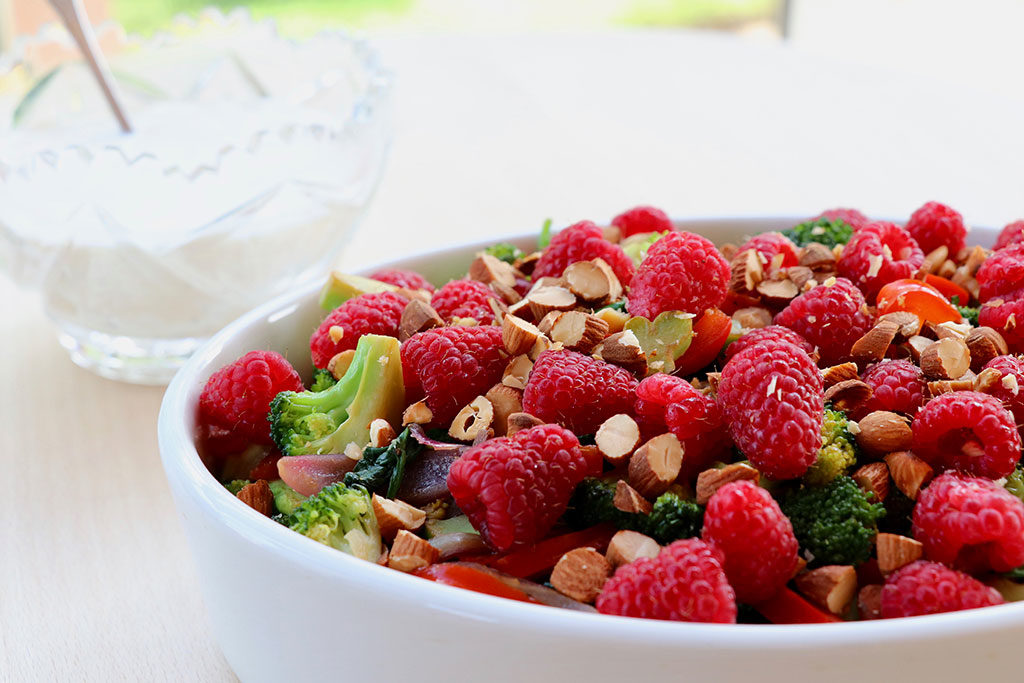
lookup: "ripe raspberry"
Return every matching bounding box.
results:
[401,326,507,424]
[982,355,1024,430]
[702,481,799,603]
[596,539,736,623]
[859,359,927,417]
[368,268,436,293]
[430,279,501,325]
[979,294,1024,353]
[611,205,674,238]
[199,351,304,446]
[813,207,870,230]
[912,472,1024,572]
[978,243,1024,302]
[735,232,799,269]
[880,561,1004,619]
[994,220,1024,251]
[717,337,824,479]
[725,325,813,361]
[627,231,730,319]
[523,350,637,435]
[533,221,635,285]
[837,222,924,299]
[911,391,1021,479]
[774,277,874,365]
[905,201,967,255]
[447,424,587,551]
[310,292,407,369]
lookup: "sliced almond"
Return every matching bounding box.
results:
[851,318,900,365]
[388,529,440,572]
[369,418,397,448]
[372,494,427,540]
[592,330,647,375]
[852,462,890,502]
[794,565,857,615]
[965,326,1009,372]
[628,433,683,498]
[595,414,642,465]
[399,299,444,341]
[594,306,629,334]
[606,530,661,568]
[885,451,934,500]
[855,411,913,456]
[858,585,883,620]
[732,306,773,330]
[526,285,577,320]
[920,338,971,380]
[501,354,534,390]
[613,479,653,515]
[564,258,622,305]
[823,379,873,413]
[538,310,609,353]
[449,396,494,441]
[402,400,433,426]
[502,315,543,356]
[876,533,923,575]
[695,463,760,505]
[821,362,860,388]
[327,349,356,380]
[485,384,523,437]
[550,547,611,604]
[506,411,545,436]
[237,480,274,517]
[469,252,518,288]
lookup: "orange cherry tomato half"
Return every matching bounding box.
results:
[922,274,971,307]
[674,308,733,375]
[876,279,961,325]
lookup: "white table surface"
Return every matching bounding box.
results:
[3,29,1022,682]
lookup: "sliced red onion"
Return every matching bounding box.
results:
[456,562,598,612]
[397,449,461,505]
[407,424,469,453]
[277,453,359,497]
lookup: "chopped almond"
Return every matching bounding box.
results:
[595,413,642,465]
[928,378,975,397]
[328,325,345,344]
[965,326,1009,372]
[851,318,900,365]
[821,362,859,388]
[858,584,883,620]
[506,411,545,436]
[538,310,609,353]
[237,480,274,517]
[564,258,622,305]
[327,349,356,380]
[502,314,543,355]
[974,366,1004,394]
[369,418,397,448]
[852,462,890,502]
[920,338,971,380]
[885,451,934,500]
[388,530,440,572]
[756,278,799,306]
[695,463,760,505]
[592,330,647,375]
[628,433,683,498]
[794,565,857,615]
[855,411,913,456]
[501,354,533,390]
[594,306,629,334]
[372,494,427,540]
[921,245,949,274]
[402,400,433,426]
[469,252,518,288]
[876,533,923,575]
[606,530,661,568]
[904,334,932,362]
[613,480,652,515]
[879,311,922,341]
[449,396,494,441]
[799,243,836,270]
[550,547,611,603]
[823,379,873,413]
[485,384,523,437]
[399,299,444,341]
[526,285,577,319]
[730,248,764,295]
[732,306,773,330]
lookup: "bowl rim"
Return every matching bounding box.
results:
[158,216,1023,648]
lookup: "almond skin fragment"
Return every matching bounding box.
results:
[919,338,971,380]
[628,433,683,498]
[538,310,610,353]
[606,530,661,568]
[402,400,433,426]
[965,326,1009,372]
[485,384,523,437]
[237,480,274,517]
[821,362,859,388]
[876,533,924,574]
[885,451,934,500]
[613,480,652,515]
[855,411,913,456]
[695,463,760,505]
[858,584,883,620]
[851,318,900,365]
[388,529,441,572]
[449,396,494,441]
[502,314,543,356]
[794,565,858,615]
[550,547,611,604]
[506,411,545,436]
[372,494,427,540]
[399,299,444,341]
[852,462,890,502]
[595,413,641,465]
[564,258,622,305]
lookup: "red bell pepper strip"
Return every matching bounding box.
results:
[922,274,971,307]
[674,308,732,375]
[876,279,961,325]
[473,524,616,579]
[413,563,539,603]
[752,587,842,624]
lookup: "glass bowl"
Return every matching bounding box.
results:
[0,9,392,384]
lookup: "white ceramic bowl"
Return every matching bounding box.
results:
[158,217,1021,683]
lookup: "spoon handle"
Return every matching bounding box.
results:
[48,0,132,133]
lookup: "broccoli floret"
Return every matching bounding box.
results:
[484,242,524,264]
[345,427,423,498]
[1006,466,1024,503]
[269,334,405,456]
[268,480,308,516]
[564,478,703,544]
[225,479,251,495]
[804,407,859,485]
[781,475,885,566]
[287,482,381,561]
[951,296,979,326]
[782,218,853,248]
[621,231,667,268]
[309,368,337,393]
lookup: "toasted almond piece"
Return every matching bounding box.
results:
[821,362,860,388]
[399,299,444,341]
[327,349,356,380]
[502,314,543,356]
[628,433,683,498]
[449,396,494,441]
[730,248,764,295]
[469,252,518,288]
[394,287,433,304]
[451,316,480,327]
[594,306,629,334]
[937,258,957,279]
[799,242,836,270]
[851,318,900,365]
[695,463,760,505]
[876,533,924,575]
[921,245,949,275]
[794,565,857,615]
[602,225,623,243]
[527,285,577,319]
[485,384,523,437]
[369,418,397,448]
[388,529,441,572]
[538,310,610,353]
[592,330,647,375]
[885,451,934,500]
[506,411,545,436]
[513,251,541,276]
[920,338,971,380]
[595,414,642,465]
[786,266,817,292]
[372,494,427,540]
[402,400,433,426]
[879,311,922,341]
[606,530,661,568]
[527,334,559,361]
[506,297,534,321]
[501,354,533,390]
[904,335,932,362]
[936,320,973,340]
[965,326,1009,372]
[720,243,739,261]
[756,278,800,306]
[564,258,623,305]
[732,306,773,330]
[974,366,1004,394]
[858,584,883,620]
[963,245,988,276]
[344,442,364,460]
[823,379,873,413]
[927,378,975,397]
[237,480,274,517]
[328,325,345,344]
[855,411,913,456]
[550,547,611,603]
[613,479,652,515]
[852,462,890,502]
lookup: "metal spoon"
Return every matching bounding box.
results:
[47,0,132,132]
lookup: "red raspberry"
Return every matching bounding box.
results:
[368,268,436,293]
[430,279,501,325]
[401,326,507,424]
[309,292,407,369]
[725,325,814,361]
[859,359,927,417]
[994,220,1024,251]
[837,222,924,299]
[523,350,637,435]
[880,561,1004,619]
[447,424,587,551]
[979,294,1024,353]
[627,231,730,319]
[718,337,823,479]
[912,472,1024,572]
[911,391,1021,479]
[596,539,736,623]
[813,207,870,230]
[982,355,1024,431]
[533,221,635,285]
[905,201,967,255]
[198,351,304,446]
[702,481,798,603]
[735,232,799,269]
[978,243,1024,302]
[611,205,674,238]
[774,277,874,365]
